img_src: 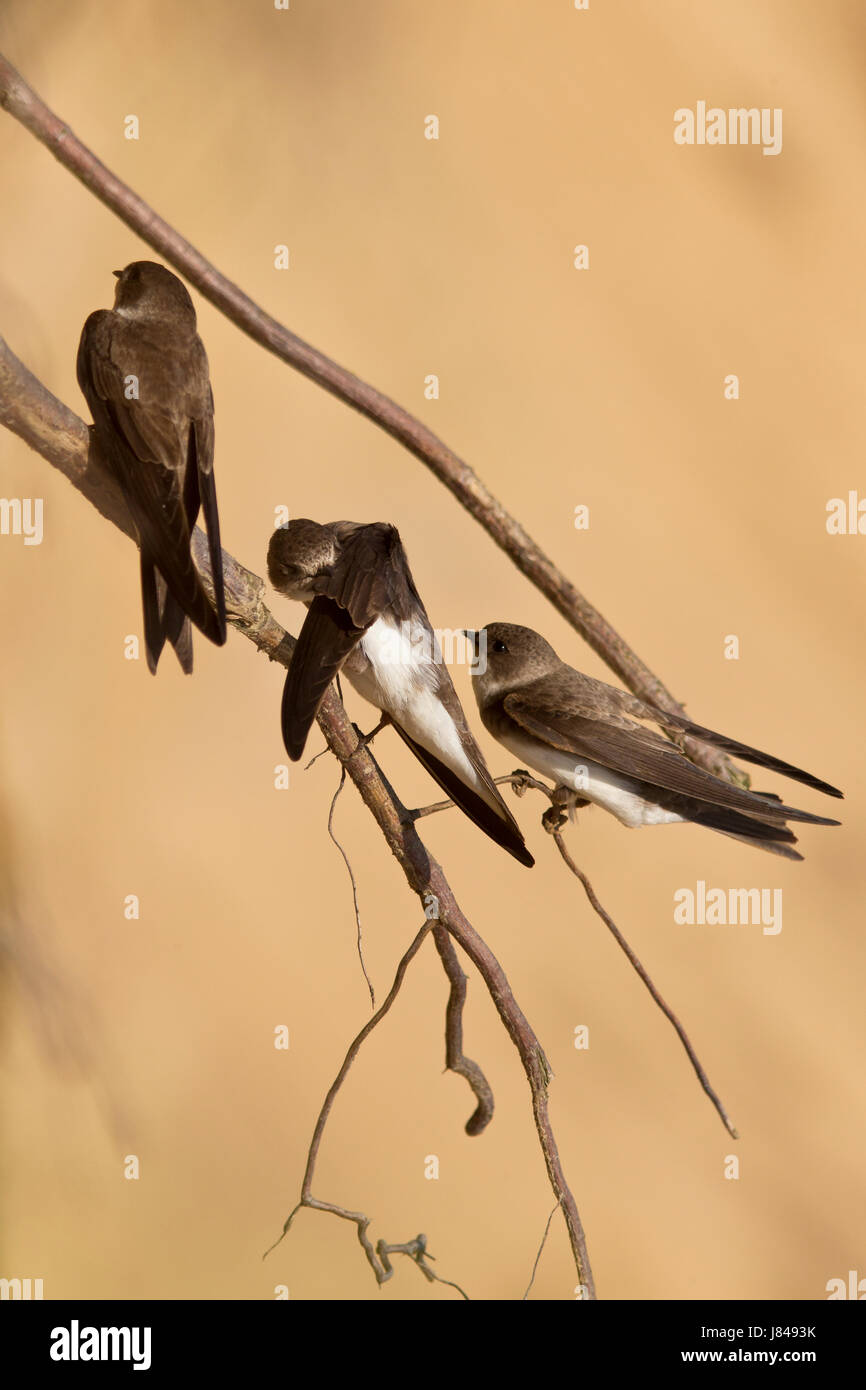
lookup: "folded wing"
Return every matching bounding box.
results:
[281,524,409,760]
[503,691,840,828]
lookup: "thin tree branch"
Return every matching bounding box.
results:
[326,766,375,1009]
[375,1234,470,1300]
[0,334,595,1297]
[267,916,434,1282]
[508,772,739,1138]
[326,734,495,1133]
[433,925,495,1137]
[0,50,747,787]
[270,903,482,1290]
[551,826,739,1139]
[413,771,737,1137]
[523,1203,562,1301]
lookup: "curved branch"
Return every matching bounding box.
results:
[326,767,375,1009]
[509,773,738,1138]
[272,917,434,1284]
[552,825,738,1139]
[434,925,495,1136]
[417,771,738,1138]
[0,332,595,1298]
[0,50,745,787]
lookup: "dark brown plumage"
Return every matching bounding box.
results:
[77,261,226,673]
[466,623,842,860]
[268,521,534,867]
[269,520,418,760]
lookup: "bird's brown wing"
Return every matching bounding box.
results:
[641,704,841,799]
[281,524,409,760]
[565,671,842,800]
[326,522,420,626]
[280,596,368,760]
[77,312,224,662]
[190,383,226,638]
[502,689,839,827]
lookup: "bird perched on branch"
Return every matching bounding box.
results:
[77,261,226,673]
[464,623,842,860]
[267,520,534,867]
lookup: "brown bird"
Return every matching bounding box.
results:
[77,261,226,673]
[267,520,534,867]
[465,623,842,860]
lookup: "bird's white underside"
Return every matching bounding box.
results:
[343,616,502,813]
[497,729,686,827]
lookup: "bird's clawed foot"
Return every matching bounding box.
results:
[542,803,569,834]
[542,787,588,834]
[508,769,535,797]
[350,714,390,757]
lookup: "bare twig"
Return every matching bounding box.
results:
[326,766,375,1008]
[523,1203,561,1301]
[376,1234,470,1300]
[266,916,433,1279]
[507,772,738,1138]
[302,748,330,771]
[0,335,596,1296]
[322,738,494,1136]
[412,795,463,820]
[433,926,495,1136]
[0,50,747,787]
[417,771,737,1137]
[551,827,739,1139]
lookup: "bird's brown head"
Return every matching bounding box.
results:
[112,261,197,324]
[267,519,337,600]
[463,623,561,705]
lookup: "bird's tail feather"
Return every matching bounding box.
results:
[141,556,193,675]
[392,723,534,867]
[687,801,804,860]
[662,710,842,800]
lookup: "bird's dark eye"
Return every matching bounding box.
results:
[492,639,508,653]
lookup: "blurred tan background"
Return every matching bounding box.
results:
[1,0,864,1301]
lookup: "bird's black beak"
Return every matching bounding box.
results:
[112,269,122,278]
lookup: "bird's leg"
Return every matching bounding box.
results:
[350,713,391,755]
[542,786,588,834]
[411,767,543,822]
[499,769,586,831]
[507,768,536,797]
